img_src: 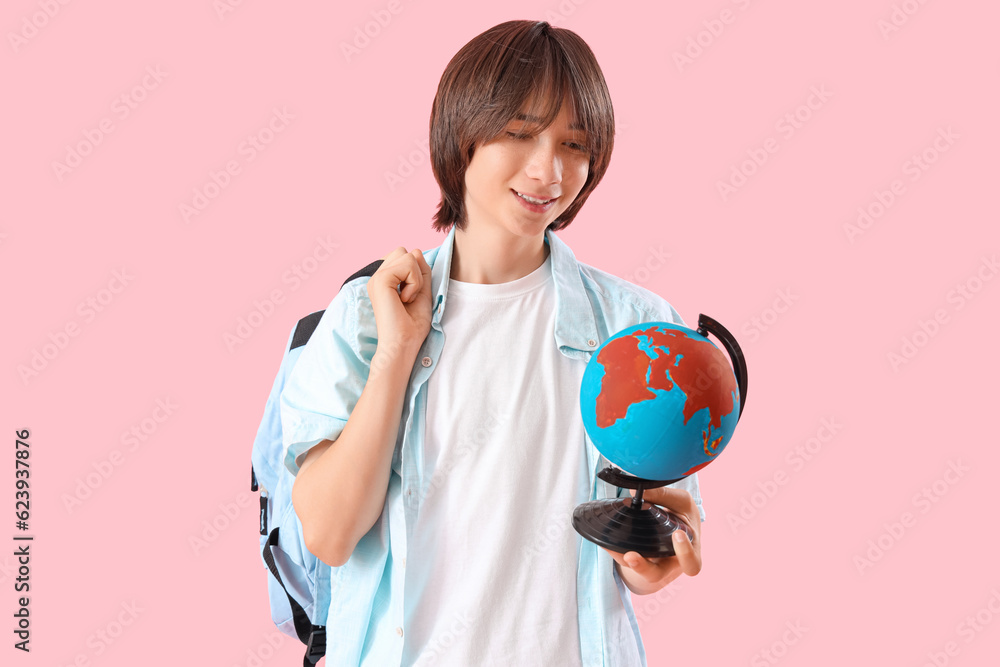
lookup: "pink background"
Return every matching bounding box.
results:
[4,1,999,665]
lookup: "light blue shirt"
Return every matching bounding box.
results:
[280,225,705,666]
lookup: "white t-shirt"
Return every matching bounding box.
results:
[403,252,591,666]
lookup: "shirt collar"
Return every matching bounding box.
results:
[430,226,599,355]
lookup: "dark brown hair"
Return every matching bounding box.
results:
[429,20,616,233]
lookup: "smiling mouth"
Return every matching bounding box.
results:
[513,190,557,205]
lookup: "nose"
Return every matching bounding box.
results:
[524,140,562,185]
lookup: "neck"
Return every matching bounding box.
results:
[450,226,550,284]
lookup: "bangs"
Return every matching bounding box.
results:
[473,27,608,155]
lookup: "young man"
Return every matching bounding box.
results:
[281,20,705,666]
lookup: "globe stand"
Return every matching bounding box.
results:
[572,466,694,558]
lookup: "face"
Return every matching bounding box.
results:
[462,92,591,242]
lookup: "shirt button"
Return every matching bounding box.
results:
[402,557,407,568]
[421,356,432,367]
[588,339,597,347]
[396,627,404,637]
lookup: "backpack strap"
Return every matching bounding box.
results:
[340,258,384,289]
[290,311,325,351]
[250,257,387,492]
[262,528,326,666]
[252,257,386,666]
[288,259,385,351]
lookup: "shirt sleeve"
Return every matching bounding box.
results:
[279,284,376,475]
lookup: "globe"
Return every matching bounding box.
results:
[579,321,742,481]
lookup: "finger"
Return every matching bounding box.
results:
[411,247,430,267]
[602,548,657,580]
[398,249,430,302]
[372,247,409,293]
[601,547,639,574]
[672,529,702,576]
[378,249,423,302]
[621,551,660,579]
[633,487,700,528]
[409,249,432,298]
[380,246,409,263]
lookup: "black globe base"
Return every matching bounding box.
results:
[572,467,694,558]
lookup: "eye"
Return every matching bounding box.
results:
[503,130,589,153]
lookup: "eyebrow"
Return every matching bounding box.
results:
[513,113,586,132]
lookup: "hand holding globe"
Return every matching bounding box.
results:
[573,315,748,558]
[601,483,704,595]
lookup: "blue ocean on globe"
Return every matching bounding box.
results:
[579,321,741,481]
